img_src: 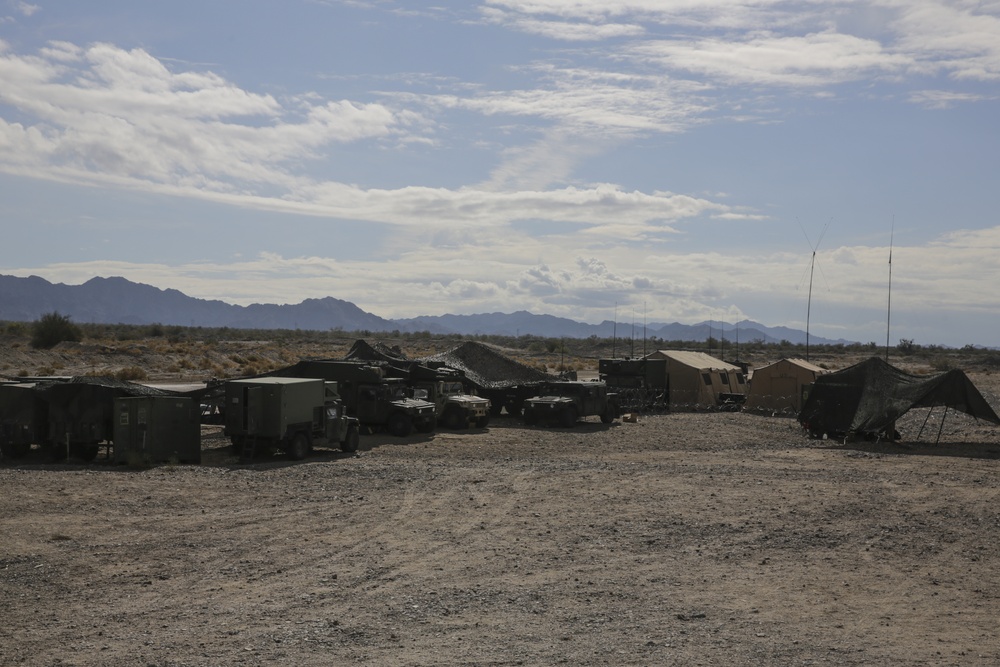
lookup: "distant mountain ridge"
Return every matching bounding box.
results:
[0,274,853,345]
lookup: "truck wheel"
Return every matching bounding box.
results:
[342,425,360,453]
[387,413,413,437]
[560,407,578,428]
[288,433,310,461]
[443,409,464,430]
[0,441,31,459]
[523,410,538,426]
[71,443,100,463]
[600,410,615,424]
[475,415,490,429]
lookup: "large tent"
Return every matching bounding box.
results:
[644,350,747,408]
[798,356,1000,439]
[744,358,826,414]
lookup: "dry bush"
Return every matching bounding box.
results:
[115,366,149,381]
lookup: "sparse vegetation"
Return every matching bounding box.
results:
[30,312,83,350]
[1,319,998,382]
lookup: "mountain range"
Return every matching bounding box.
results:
[0,274,853,346]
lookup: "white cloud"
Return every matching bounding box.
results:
[629,32,910,87]
[0,42,400,192]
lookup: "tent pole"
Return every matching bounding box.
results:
[916,407,934,441]
[935,406,948,445]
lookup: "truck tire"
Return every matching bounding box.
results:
[0,441,31,459]
[600,410,615,424]
[475,415,490,429]
[560,407,578,428]
[71,443,100,463]
[443,408,464,430]
[387,413,413,437]
[288,433,310,461]
[523,409,538,426]
[342,425,360,453]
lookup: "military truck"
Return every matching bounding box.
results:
[224,377,360,460]
[413,376,491,429]
[385,363,491,429]
[521,381,622,427]
[270,361,437,437]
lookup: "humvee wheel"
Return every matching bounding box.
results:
[342,425,360,453]
[475,415,490,429]
[600,411,615,424]
[523,410,538,426]
[288,433,310,461]
[560,407,578,428]
[387,413,413,437]
[443,409,464,430]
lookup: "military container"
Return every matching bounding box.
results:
[0,383,47,459]
[113,396,201,465]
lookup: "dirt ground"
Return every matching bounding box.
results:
[3,369,1000,666]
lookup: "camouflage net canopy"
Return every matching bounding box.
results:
[798,356,1000,437]
[345,340,409,363]
[420,341,550,390]
[36,376,172,399]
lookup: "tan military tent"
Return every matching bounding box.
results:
[643,350,747,408]
[744,358,826,414]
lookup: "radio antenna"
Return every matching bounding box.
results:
[885,215,895,362]
[799,217,831,362]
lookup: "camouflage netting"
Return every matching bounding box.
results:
[420,341,550,389]
[345,340,409,362]
[798,356,1000,437]
[37,376,173,398]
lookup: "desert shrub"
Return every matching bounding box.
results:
[31,312,83,349]
[115,366,148,381]
[5,322,27,336]
[929,356,954,372]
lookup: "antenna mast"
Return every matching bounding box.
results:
[802,218,831,362]
[612,302,618,359]
[886,216,895,362]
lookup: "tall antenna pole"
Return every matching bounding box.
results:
[630,309,635,358]
[643,302,647,358]
[735,321,740,361]
[886,215,895,362]
[612,302,618,359]
[801,218,831,363]
[806,251,816,362]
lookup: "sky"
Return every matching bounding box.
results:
[1,1,999,347]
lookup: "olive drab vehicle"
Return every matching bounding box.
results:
[389,364,491,429]
[521,381,622,427]
[266,361,437,437]
[224,377,360,461]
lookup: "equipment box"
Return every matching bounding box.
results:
[114,396,201,464]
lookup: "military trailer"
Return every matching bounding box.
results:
[522,381,622,427]
[0,383,47,459]
[114,396,202,465]
[598,358,668,413]
[40,381,131,462]
[270,361,437,437]
[224,377,360,460]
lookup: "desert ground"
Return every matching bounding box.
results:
[2,338,1000,665]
